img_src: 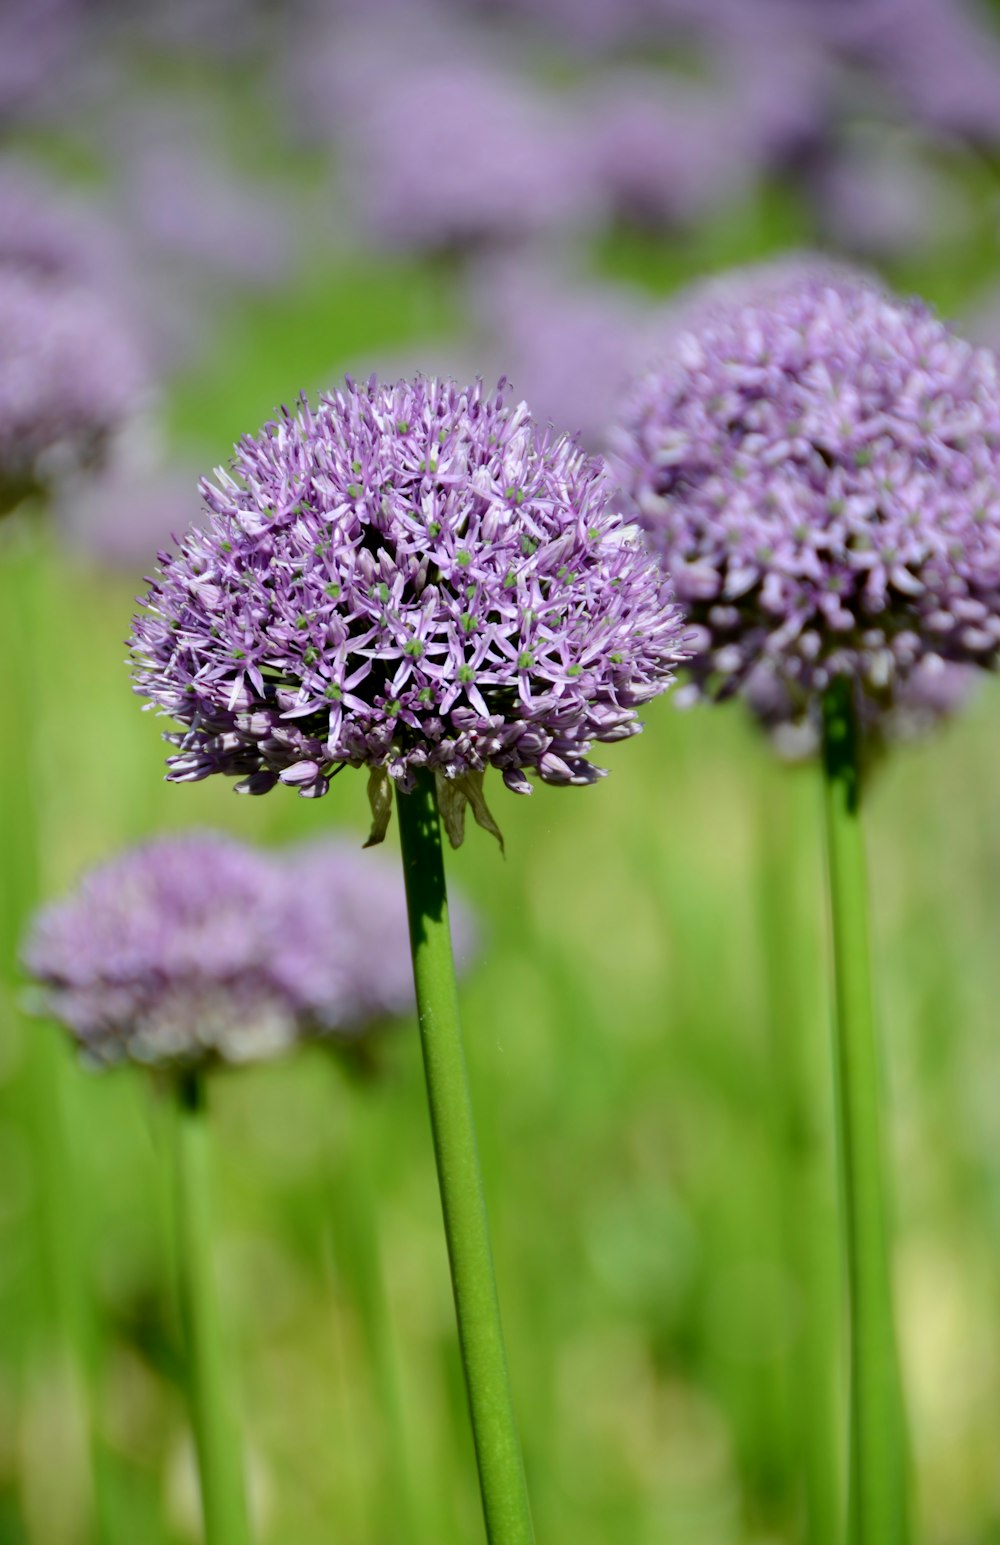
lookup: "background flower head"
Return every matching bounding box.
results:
[0,267,147,513]
[131,376,685,838]
[612,262,1000,729]
[21,831,468,1071]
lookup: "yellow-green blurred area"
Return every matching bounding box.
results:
[4,3,1000,1542]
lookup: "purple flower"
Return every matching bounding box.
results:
[343,55,593,254]
[277,838,477,1036]
[22,832,468,1070]
[581,70,758,230]
[54,453,204,574]
[23,834,308,1069]
[473,260,655,449]
[0,0,81,123]
[0,267,147,513]
[131,376,685,843]
[740,655,978,762]
[612,261,1000,731]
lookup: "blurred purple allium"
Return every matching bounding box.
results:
[582,71,754,230]
[119,134,297,288]
[346,56,592,253]
[0,160,121,284]
[814,128,966,259]
[278,838,476,1035]
[474,261,653,448]
[131,376,685,843]
[22,832,467,1070]
[0,268,147,513]
[24,834,298,1068]
[0,0,80,122]
[55,451,202,573]
[826,0,1000,144]
[613,262,1000,730]
[740,654,978,761]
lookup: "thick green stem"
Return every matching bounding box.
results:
[395,771,535,1545]
[759,769,840,1545]
[821,679,908,1545]
[170,1073,252,1545]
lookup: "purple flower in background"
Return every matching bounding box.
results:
[22,831,465,1070]
[0,0,81,123]
[345,55,592,254]
[0,159,122,284]
[119,132,297,288]
[0,267,147,513]
[612,261,1000,730]
[582,70,758,230]
[131,376,685,843]
[54,451,203,573]
[278,838,477,1036]
[813,127,968,259]
[474,260,654,448]
[824,0,1000,144]
[740,654,978,761]
[23,834,305,1069]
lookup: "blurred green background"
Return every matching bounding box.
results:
[3,3,1000,1542]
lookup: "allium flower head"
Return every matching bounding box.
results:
[22,832,462,1071]
[0,267,147,512]
[613,264,1000,730]
[131,377,685,845]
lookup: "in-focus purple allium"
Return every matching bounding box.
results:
[0,267,147,513]
[131,377,685,844]
[22,832,467,1070]
[612,263,1000,730]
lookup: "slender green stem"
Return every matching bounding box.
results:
[0,525,113,1540]
[327,1061,419,1544]
[395,770,535,1545]
[170,1072,252,1545]
[821,679,908,1545]
[758,768,840,1545]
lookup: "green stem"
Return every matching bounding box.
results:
[0,524,113,1541]
[327,1064,419,1544]
[759,768,840,1545]
[170,1072,252,1545]
[820,679,908,1545]
[395,770,535,1545]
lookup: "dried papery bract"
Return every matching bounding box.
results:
[130,374,685,1545]
[613,262,1000,1545]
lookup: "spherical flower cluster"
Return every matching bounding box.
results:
[131,376,685,843]
[22,832,467,1071]
[346,57,592,255]
[613,266,1000,728]
[0,267,146,512]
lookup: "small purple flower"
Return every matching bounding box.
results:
[612,261,1000,731]
[0,267,147,513]
[131,376,685,843]
[22,832,467,1070]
